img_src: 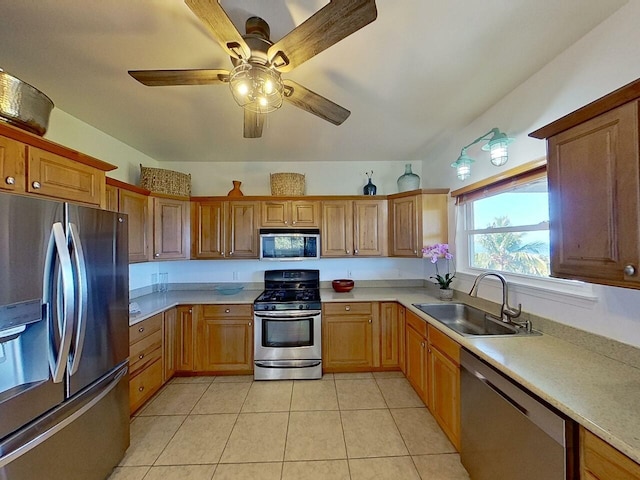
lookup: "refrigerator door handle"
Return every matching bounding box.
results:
[67,222,88,376]
[43,222,75,383]
[0,364,128,470]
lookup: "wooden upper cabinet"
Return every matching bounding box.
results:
[0,135,26,193]
[389,190,449,257]
[105,184,119,212]
[261,200,320,228]
[191,199,259,259]
[28,147,105,206]
[153,196,190,260]
[321,199,387,257]
[120,189,152,263]
[530,79,640,289]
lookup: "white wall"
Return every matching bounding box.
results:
[420,0,640,348]
[45,109,160,184]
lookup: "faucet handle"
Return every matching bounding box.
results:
[504,303,522,319]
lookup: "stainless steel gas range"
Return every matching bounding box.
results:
[253,270,322,380]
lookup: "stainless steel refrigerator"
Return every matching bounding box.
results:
[0,191,130,480]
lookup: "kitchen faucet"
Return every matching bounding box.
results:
[469,272,525,327]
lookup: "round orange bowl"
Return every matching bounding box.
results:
[332,279,354,292]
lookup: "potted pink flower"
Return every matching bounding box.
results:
[422,243,455,300]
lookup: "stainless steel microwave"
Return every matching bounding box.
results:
[259,229,320,260]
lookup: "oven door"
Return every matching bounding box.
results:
[254,310,322,361]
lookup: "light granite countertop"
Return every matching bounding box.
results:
[129,286,640,463]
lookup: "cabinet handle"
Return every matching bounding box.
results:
[138,354,144,359]
[624,264,636,276]
[138,327,144,333]
[138,386,144,392]
[345,306,350,311]
[32,181,41,189]
[5,176,15,185]
[225,309,231,313]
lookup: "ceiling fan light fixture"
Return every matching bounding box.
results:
[229,62,283,113]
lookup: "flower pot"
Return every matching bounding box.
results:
[438,288,454,301]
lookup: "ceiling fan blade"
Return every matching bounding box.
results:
[184,0,251,60]
[244,109,264,138]
[268,0,377,73]
[283,80,350,126]
[128,69,230,86]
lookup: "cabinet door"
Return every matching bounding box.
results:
[380,302,401,368]
[153,197,189,260]
[291,200,320,227]
[200,318,253,372]
[192,201,225,259]
[121,189,151,263]
[261,200,289,227]
[398,305,406,374]
[321,200,353,257]
[163,308,177,383]
[28,147,105,205]
[105,184,119,212]
[580,426,640,480]
[405,324,428,404]
[354,199,387,256]
[227,201,259,258]
[428,345,460,450]
[390,196,419,257]
[323,314,374,371]
[176,306,195,371]
[548,101,640,287]
[0,136,25,193]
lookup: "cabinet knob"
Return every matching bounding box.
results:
[154,253,160,258]
[225,309,231,313]
[413,250,417,255]
[138,327,144,333]
[292,221,296,225]
[421,342,425,348]
[32,181,41,189]
[5,176,15,185]
[118,217,124,223]
[188,309,192,313]
[354,249,359,255]
[284,220,288,225]
[248,322,252,327]
[368,318,372,324]
[345,306,350,311]
[229,251,233,256]
[624,264,636,276]
[138,354,144,359]
[138,386,144,392]
[346,249,350,254]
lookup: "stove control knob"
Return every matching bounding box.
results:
[271,305,276,310]
[298,304,303,309]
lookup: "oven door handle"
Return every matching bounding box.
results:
[254,310,322,318]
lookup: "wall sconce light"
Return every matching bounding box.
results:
[451,128,514,180]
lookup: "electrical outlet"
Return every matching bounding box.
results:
[233,271,239,280]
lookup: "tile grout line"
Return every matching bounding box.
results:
[333,375,355,480]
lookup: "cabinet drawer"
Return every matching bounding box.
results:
[202,304,252,318]
[129,314,162,345]
[428,325,460,365]
[406,310,427,338]
[129,330,162,375]
[324,302,372,316]
[129,358,163,414]
[581,427,640,479]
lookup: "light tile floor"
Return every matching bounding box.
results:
[109,372,470,480]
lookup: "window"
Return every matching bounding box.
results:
[454,160,550,278]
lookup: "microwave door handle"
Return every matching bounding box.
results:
[67,223,88,376]
[43,222,75,383]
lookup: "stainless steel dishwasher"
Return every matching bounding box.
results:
[460,349,577,480]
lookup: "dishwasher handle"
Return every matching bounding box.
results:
[461,349,569,448]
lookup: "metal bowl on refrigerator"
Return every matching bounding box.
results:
[0,69,54,136]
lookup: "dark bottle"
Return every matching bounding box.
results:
[363,178,377,195]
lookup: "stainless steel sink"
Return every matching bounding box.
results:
[412,303,539,337]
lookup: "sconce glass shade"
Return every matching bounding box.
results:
[451,149,475,180]
[481,129,514,166]
[229,63,284,113]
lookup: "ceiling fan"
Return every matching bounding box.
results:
[129,0,377,138]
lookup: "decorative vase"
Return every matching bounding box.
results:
[438,288,454,301]
[363,178,377,195]
[397,163,420,192]
[227,180,244,197]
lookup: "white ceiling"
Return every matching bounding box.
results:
[0,0,627,163]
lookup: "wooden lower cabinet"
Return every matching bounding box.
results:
[581,427,640,480]
[129,314,163,414]
[163,308,177,382]
[380,302,404,369]
[405,311,428,404]
[322,302,379,372]
[197,304,253,373]
[176,305,196,371]
[427,325,460,450]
